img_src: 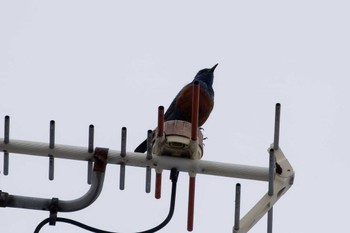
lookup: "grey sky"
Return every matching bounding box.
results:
[1,1,349,232]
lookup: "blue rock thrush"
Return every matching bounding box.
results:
[134,64,218,153]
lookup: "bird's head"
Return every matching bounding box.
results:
[193,63,218,87]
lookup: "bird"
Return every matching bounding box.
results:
[134,64,218,153]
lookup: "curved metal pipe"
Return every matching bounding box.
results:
[1,171,105,212]
[59,171,104,211]
[1,148,108,212]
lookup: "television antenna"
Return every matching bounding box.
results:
[0,83,294,232]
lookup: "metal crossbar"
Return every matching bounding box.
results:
[0,138,269,181]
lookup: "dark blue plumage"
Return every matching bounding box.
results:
[135,64,218,153]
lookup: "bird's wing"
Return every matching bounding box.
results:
[164,83,191,121]
[134,83,190,153]
[164,98,176,121]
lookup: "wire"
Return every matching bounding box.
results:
[34,217,116,233]
[34,169,179,233]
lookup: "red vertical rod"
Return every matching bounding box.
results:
[155,106,164,199]
[187,175,196,231]
[191,81,200,141]
[155,172,162,199]
[188,81,199,231]
[157,106,164,137]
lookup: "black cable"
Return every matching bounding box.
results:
[34,168,179,233]
[34,217,115,233]
[138,168,179,233]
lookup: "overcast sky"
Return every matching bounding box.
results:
[1,1,350,232]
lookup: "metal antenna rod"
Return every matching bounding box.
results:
[48,120,55,181]
[268,103,281,233]
[120,127,127,190]
[267,208,273,233]
[145,130,153,193]
[88,125,94,153]
[3,116,10,175]
[268,149,275,196]
[268,149,275,232]
[187,174,196,232]
[146,130,153,160]
[191,81,200,141]
[87,124,94,184]
[49,120,55,149]
[155,171,162,199]
[187,81,200,231]
[273,103,281,150]
[155,106,164,199]
[157,106,164,137]
[4,116,9,144]
[234,183,241,231]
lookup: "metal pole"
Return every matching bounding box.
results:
[3,151,9,176]
[3,116,10,175]
[49,120,55,181]
[4,116,10,144]
[0,139,270,181]
[273,103,281,150]
[234,183,241,231]
[187,174,196,231]
[155,171,162,199]
[145,167,151,193]
[146,130,152,160]
[268,149,275,196]
[48,155,54,181]
[88,125,94,153]
[155,106,164,198]
[145,130,153,193]
[268,149,275,233]
[87,124,94,184]
[120,127,127,190]
[191,81,200,141]
[267,208,273,233]
[121,127,127,158]
[267,103,281,233]
[49,120,55,149]
[157,106,164,137]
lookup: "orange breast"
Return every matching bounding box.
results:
[175,84,214,126]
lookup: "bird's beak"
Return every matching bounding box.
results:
[210,63,218,72]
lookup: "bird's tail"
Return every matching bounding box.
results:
[134,139,148,153]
